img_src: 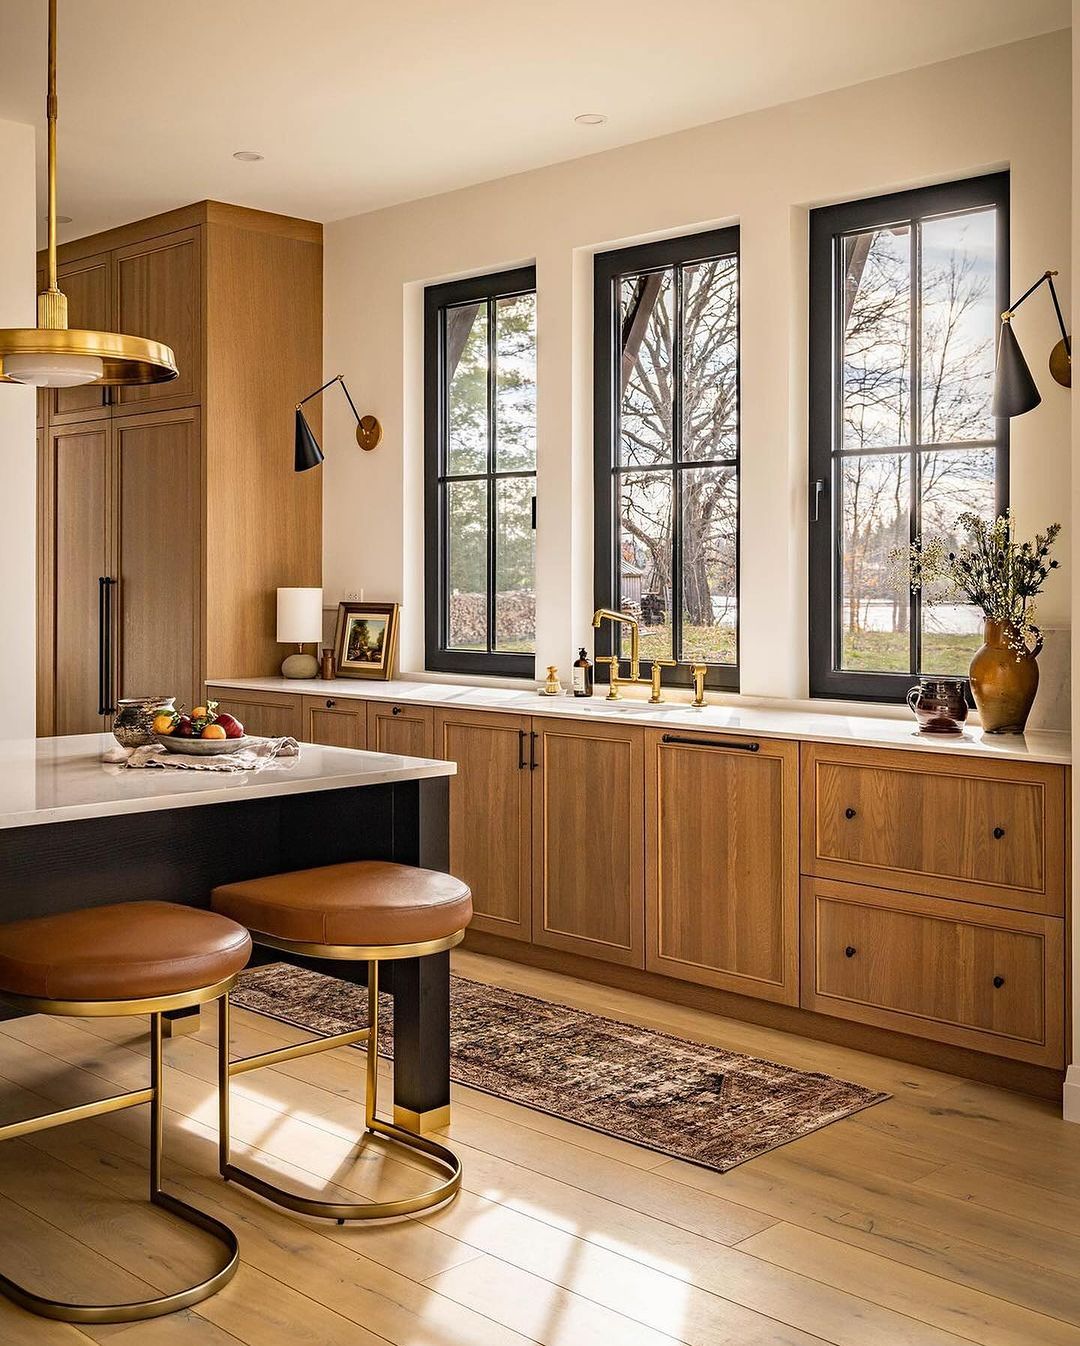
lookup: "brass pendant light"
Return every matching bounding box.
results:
[0,0,178,388]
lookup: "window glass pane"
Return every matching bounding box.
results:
[839,454,911,672]
[494,294,536,472]
[618,470,673,661]
[445,302,488,475]
[919,447,995,674]
[682,257,738,463]
[842,226,911,450]
[446,479,488,650]
[619,269,674,467]
[495,477,535,653]
[919,209,996,445]
[680,466,737,665]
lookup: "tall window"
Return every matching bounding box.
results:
[425,267,537,676]
[808,174,1009,702]
[594,228,740,691]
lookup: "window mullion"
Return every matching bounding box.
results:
[909,220,922,676]
[671,264,685,664]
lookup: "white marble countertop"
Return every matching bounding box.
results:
[208,676,1072,766]
[0,734,455,830]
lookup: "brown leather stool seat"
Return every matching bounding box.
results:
[211,860,473,950]
[0,901,252,1003]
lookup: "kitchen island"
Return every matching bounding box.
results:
[0,734,457,1128]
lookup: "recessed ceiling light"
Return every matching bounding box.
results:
[574,113,607,126]
[232,150,264,162]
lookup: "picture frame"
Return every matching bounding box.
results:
[332,601,400,680]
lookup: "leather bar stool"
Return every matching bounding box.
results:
[0,901,251,1325]
[211,859,472,1222]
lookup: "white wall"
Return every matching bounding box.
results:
[0,119,38,732]
[1066,9,1080,1120]
[323,33,1071,698]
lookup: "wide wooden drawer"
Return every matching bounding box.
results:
[801,743,1066,915]
[303,694,367,750]
[801,878,1064,1066]
[205,686,302,740]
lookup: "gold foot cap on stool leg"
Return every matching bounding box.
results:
[393,1104,452,1133]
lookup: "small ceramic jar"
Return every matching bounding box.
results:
[113,696,175,748]
[906,678,969,736]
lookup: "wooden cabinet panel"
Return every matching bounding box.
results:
[436,709,532,942]
[114,229,201,414]
[205,686,302,739]
[802,744,1065,915]
[114,410,202,716]
[801,878,1064,1067]
[531,717,645,966]
[51,252,112,423]
[52,423,109,735]
[366,702,435,758]
[303,695,367,749]
[645,731,799,1004]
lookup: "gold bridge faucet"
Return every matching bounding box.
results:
[591,608,674,702]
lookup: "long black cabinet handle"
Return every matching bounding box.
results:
[518,728,527,770]
[661,734,760,753]
[529,731,539,770]
[98,576,116,716]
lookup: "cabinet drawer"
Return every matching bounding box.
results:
[303,694,367,750]
[801,744,1065,914]
[366,702,435,759]
[801,879,1064,1066]
[205,686,302,740]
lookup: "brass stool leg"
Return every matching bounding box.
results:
[0,1005,239,1325]
[219,959,462,1222]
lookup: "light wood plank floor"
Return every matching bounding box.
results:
[0,949,1076,1345]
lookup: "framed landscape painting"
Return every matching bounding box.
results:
[333,601,400,680]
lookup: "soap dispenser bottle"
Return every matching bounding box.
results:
[572,648,593,698]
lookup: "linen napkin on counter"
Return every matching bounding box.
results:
[102,737,300,773]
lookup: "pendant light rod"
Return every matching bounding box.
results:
[46,0,58,294]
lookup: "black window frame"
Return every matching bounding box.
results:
[808,173,1010,703]
[594,227,741,692]
[424,265,537,678]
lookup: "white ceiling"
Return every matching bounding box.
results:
[0,0,1070,246]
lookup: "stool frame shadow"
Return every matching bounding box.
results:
[219,930,463,1221]
[0,976,240,1325]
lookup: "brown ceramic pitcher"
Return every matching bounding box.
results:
[906,678,969,736]
[968,619,1041,735]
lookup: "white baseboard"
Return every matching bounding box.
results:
[1063,1065,1080,1123]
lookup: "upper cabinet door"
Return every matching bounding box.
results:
[113,228,202,414]
[50,251,112,423]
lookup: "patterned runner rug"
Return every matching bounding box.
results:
[233,963,889,1173]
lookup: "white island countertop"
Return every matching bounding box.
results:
[0,734,455,830]
[209,676,1072,766]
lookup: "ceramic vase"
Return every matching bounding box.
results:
[968,620,1040,735]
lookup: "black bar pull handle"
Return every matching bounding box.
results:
[101,576,116,716]
[661,734,760,753]
[518,728,527,770]
[529,730,539,770]
[97,576,108,715]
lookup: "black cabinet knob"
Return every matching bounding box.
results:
[392,705,403,715]
[845,808,857,819]
[993,826,1005,839]
[993,975,1005,988]
[844,946,856,958]
[325,699,336,709]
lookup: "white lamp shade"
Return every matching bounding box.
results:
[4,353,103,387]
[276,587,323,644]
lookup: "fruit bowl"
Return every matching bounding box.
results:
[154,734,256,756]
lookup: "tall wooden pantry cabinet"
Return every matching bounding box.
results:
[36,202,323,734]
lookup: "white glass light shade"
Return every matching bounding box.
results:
[276,587,323,644]
[3,352,104,387]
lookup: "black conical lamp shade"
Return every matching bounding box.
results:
[294,408,325,472]
[992,320,1042,418]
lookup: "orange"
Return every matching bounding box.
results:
[152,713,175,735]
[192,706,209,720]
[201,723,227,740]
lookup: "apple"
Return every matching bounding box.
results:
[176,715,194,738]
[215,712,245,739]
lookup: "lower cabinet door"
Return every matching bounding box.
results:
[436,709,532,941]
[531,717,645,967]
[645,730,799,1004]
[367,702,435,758]
[205,687,302,740]
[801,877,1065,1066]
[304,695,367,749]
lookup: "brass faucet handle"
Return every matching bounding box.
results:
[649,658,677,704]
[690,664,708,707]
[596,655,622,700]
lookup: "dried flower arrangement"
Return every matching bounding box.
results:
[893,511,1060,658]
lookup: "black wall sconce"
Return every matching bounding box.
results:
[295,374,383,472]
[991,269,1071,419]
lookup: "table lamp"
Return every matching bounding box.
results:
[277,587,323,678]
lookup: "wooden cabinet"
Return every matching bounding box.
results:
[645,730,799,1004]
[205,686,302,739]
[51,252,111,423]
[113,229,202,415]
[367,702,435,758]
[531,717,645,967]
[303,695,367,749]
[801,877,1064,1067]
[802,743,1065,915]
[436,709,533,942]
